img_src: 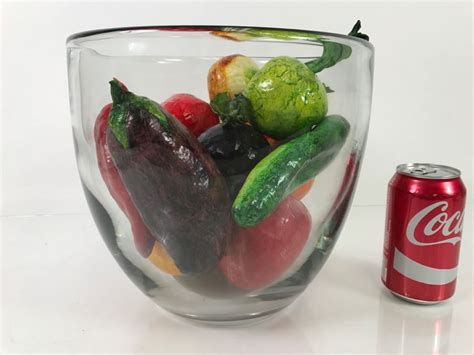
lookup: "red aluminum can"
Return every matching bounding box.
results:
[382,163,466,304]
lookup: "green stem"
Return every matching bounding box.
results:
[348,20,370,41]
[304,41,352,73]
[108,79,170,148]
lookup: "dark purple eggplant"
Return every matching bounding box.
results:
[106,80,231,274]
[198,123,271,198]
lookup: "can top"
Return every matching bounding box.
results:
[397,163,461,180]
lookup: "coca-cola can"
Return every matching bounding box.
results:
[382,163,466,304]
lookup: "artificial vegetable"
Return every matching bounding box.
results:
[271,153,358,289]
[94,103,155,258]
[207,54,258,100]
[94,102,180,275]
[198,123,271,198]
[244,56,328,139]
[107,80,232,274]
[232,115,350,227]
[266,142,315,201]
[161,93,219,136]
[219,196,311,290]
[210,92,254,126]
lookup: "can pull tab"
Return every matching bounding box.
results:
[410,167,438,176]
[397,163,461,179]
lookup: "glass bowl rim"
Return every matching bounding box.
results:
[66,25,374,51]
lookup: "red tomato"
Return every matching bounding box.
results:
[162,94,219,136]
[219,197,311,290]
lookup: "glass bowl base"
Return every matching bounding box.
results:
[156,293,297,325]
[162,302,292,326]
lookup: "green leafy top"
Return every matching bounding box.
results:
[348,20,370,41]
[323,84,334,93]
[305,20,369,73]
[213,21,370,74]
[214,27,322,42]
[108,102,130,148]
[304,41,352,73]
[108,79,170,148]
[210,93,254,126]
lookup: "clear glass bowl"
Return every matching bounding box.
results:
[67,26,374,323]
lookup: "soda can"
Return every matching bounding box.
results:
[382,163,466,304]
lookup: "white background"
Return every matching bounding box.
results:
[1,1,473,354]
[1,0,472,217]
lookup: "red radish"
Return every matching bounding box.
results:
[162,94,219,136]
[219,197,311,290]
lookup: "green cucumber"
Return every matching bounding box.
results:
[232,115,350,227]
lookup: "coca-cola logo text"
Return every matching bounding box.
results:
[406,201,463,246]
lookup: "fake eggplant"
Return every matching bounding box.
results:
[198,123,271,199]
[106,80,232,274]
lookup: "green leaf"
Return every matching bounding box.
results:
[213,27,323,42]
[110,79,131,104]
[348,20,370,41]
[108,79,171,147]
[128,95,170,130]
[323,83,334,93]
[210,93,254,126]
[303,21,370,74]
[108,102,130,149]
[210,93,230,116]
[212,27,353,74]
[304,41,352,73]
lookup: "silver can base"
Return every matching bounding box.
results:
[390,290,448,305]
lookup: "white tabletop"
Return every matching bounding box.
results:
[2,205,472,354]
